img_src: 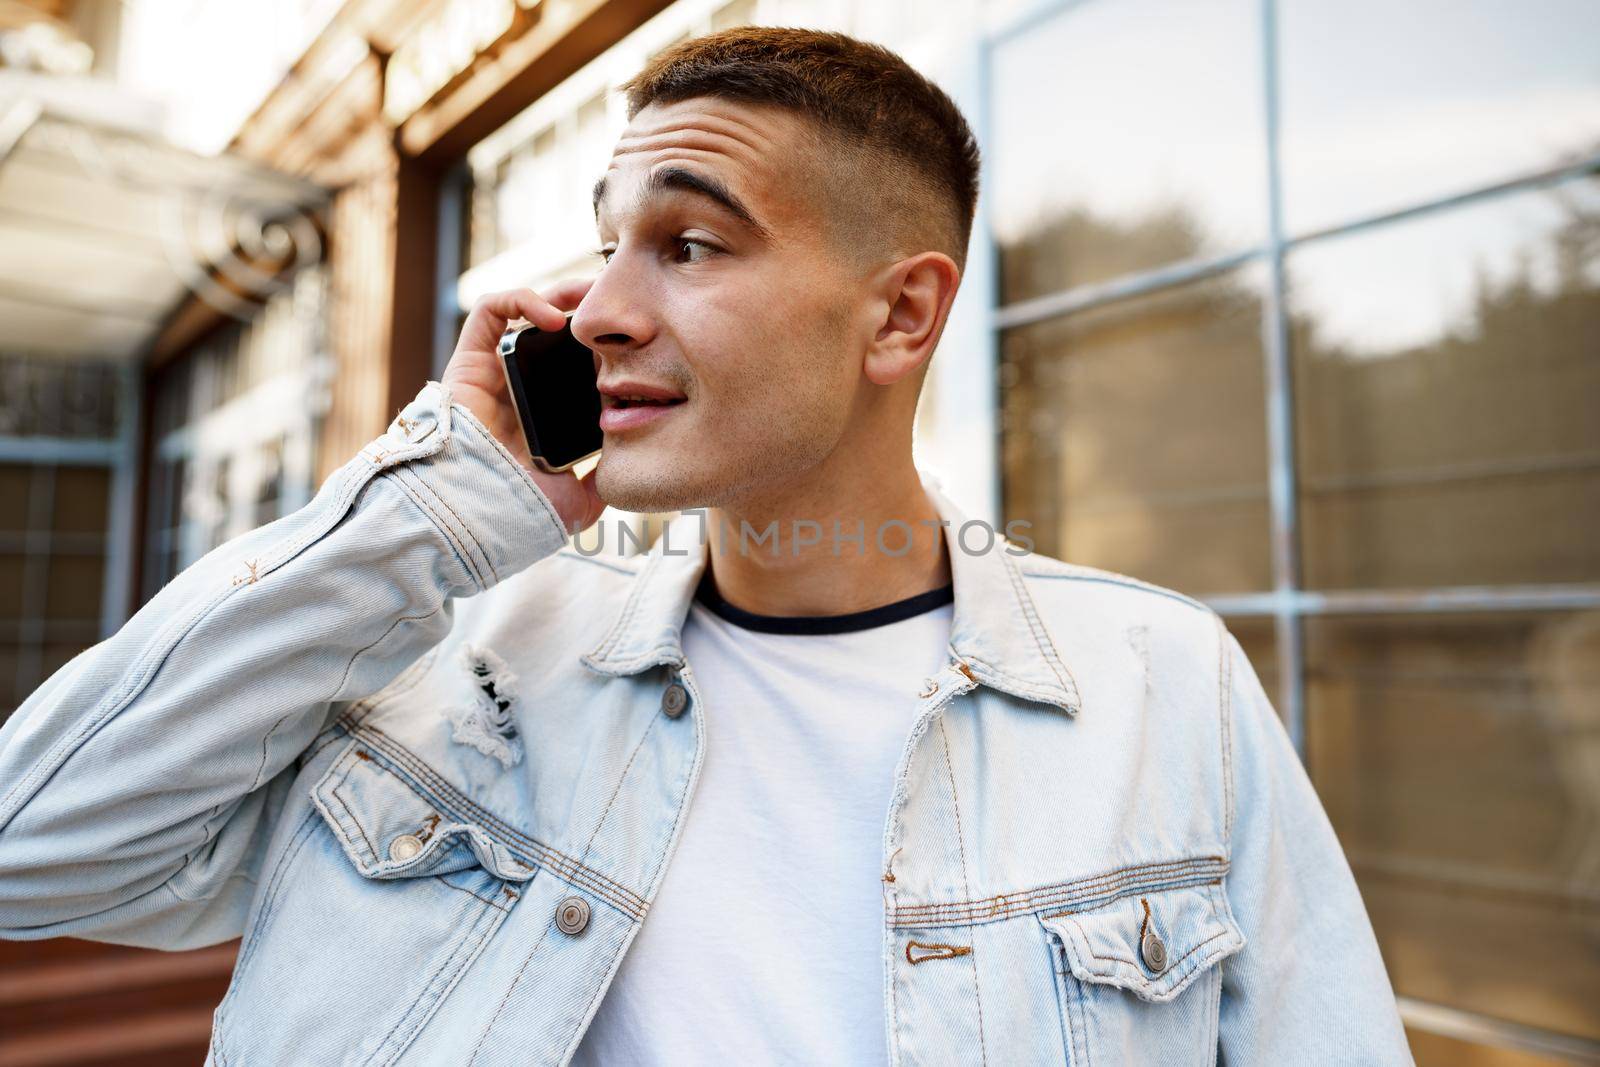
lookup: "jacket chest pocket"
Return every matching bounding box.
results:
[213,735,539,1067]
[1036,878,1245,1067]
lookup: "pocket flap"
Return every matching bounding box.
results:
[311,739,538,883]
[1037,880,1245,1002]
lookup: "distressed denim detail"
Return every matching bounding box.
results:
[446,644,524,768]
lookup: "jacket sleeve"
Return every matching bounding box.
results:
[0,380,570,948]
[1214,623,1415,1065]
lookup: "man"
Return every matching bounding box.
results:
[0,26,1412,1067]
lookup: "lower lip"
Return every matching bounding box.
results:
[599,401,686,433]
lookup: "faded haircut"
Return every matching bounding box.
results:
[617,26,982,274]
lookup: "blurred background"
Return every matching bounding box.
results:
[0,0,1595,1063]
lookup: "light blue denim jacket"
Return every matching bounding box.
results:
[0,380,1413,1066]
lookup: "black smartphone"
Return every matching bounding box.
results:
[497,311,602,474]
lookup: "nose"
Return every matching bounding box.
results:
[570,253,656,357]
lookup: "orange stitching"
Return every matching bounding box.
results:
[230,559,260,586]
[340,725,642,917]
[895,856,1227,924]
[906,940,972,964]
[470,877,564,1063]
[1037,876,1224,920]
[392,464,498,586]
[388,465,487,590]
[938,718,988,1063]
[436,877,511,912]
[1002,553,1081,707]
[329,777,377,862]
[895,855,1224,914]
[350,722,645,912]
[353,724,607,903]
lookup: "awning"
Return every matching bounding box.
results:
[0,69,328,362]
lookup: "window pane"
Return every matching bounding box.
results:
[1280,0,1600,236]
[45,554,104,621]
[0,466,30,534]
[0,555,22,621]
[1001,267,1271,596]
[1291,177,1600,589]
[0,356,121,438]
[991,0,1266,304]
[51,466,110,536]
[0,643,21,721]
[1306,611,1600,1041]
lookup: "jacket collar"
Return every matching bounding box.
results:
[579,471,1082,716]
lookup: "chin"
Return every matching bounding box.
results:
[593,450,708,514]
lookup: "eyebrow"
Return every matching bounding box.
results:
[591,165,773,242]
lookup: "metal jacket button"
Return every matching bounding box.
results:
[1141,928,1168,972]
[661,682,688,718]
[556,896,590,935]
[388,834,423,862]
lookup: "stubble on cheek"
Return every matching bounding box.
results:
[593,271,858,513]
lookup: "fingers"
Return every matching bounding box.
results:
[456,278,598,355]
[541,277,597,314]
[474,289,564,331]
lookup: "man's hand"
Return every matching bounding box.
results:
[441,281,606,536]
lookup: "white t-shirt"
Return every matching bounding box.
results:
[569,569,955,1065]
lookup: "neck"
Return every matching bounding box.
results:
[700,461,950,618]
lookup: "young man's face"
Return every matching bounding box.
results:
[573,96,874,515]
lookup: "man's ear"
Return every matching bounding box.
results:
[863,252,961,386]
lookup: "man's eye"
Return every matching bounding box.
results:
[674,238,717,264]
[589,238,717,266]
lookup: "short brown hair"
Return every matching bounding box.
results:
[618,26,981,273]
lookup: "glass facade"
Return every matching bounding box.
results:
[989,0,1267,303]
[1306,611,1600,1042]
[992,0,1600,1060]
[1000,266,1273,596]
[1290,179,1600,590]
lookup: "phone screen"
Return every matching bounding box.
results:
[498,313,603,472]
